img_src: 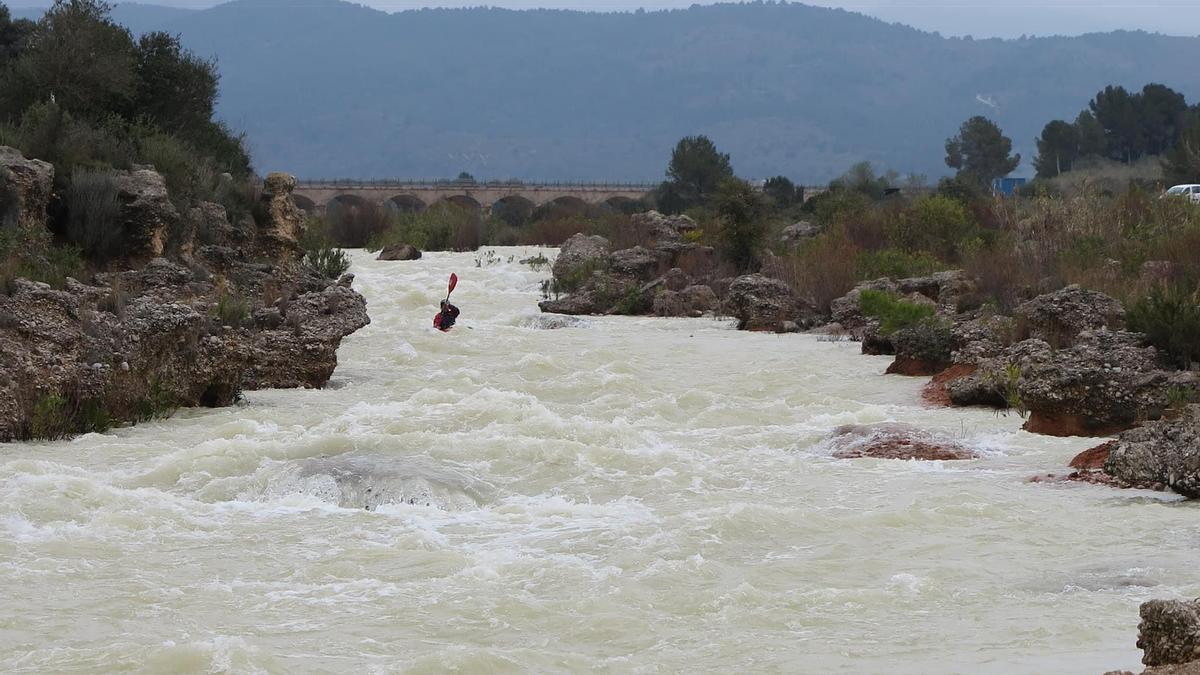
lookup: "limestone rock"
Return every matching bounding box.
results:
[256,172,306,261]
[1014,284,1125,347]
[0,145,54,230]
[726,273,810,332]
[826,423,979,460]
[653,284,718,318]
[112,167,178,261]
[1105,406,1200,498]
[1137,599,1200,667]
[609,246,664,281]
[1019,329,1164,436]
[780,221,821,245]
[630,210,695,245]
[551,233,610,282]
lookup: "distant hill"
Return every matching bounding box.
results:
[12,1,1200,181]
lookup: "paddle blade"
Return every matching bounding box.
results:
[447,273,458,297]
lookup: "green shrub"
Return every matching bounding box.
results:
[888,194,976,259]
[29,394,71,440]
[856,248,943,280]
[613,286,651,315]
[213,290,251,327]
[135,377,177,422]
[1127,286,1200,369]
[858,288,936,335]
[304,245,350,279]
[368,203,480,252]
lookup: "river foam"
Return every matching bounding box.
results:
[1,247,1197,673]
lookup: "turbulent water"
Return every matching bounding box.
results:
[3,247,1197,674]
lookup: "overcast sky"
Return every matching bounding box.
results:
[15,0,1200,38]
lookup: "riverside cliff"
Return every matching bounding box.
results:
[0,148,369,441]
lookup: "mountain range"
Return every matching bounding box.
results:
[10,0,1200,182]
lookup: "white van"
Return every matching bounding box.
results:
[1164,184,1200,203]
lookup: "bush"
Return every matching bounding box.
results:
[212,289,251,327]
[858,288,936,335]
[369,202,481,252]
[304,245,350,279]
[327,201,394,248]
[888,195,976,259]
[765,227,860,314]
[1127,286,1200,369]
[64,169,123,262]
[856,248,943,280]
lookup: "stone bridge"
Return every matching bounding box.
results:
[292,179,658,215]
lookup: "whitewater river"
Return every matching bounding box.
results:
[2,247,1197,674]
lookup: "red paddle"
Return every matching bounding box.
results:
[446,273,458,302]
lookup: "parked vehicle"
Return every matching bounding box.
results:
[1164,184,1200,203]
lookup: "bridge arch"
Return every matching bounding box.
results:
[432,194,482,212]
[533,195,589,221]
[386,194,426,213]
[601,195,643,214]
[492,195,536,227]
[326,193,373,215]
[293,194,316,213]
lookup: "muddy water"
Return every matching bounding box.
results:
[2,247,1196,673]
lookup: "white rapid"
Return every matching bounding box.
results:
[2,247,1196,674]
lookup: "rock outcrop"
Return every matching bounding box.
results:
[255,172,306,261]
[1104,406,1200,498]
[725,273,811,331]
[1138,599,1200,668]
[1013,284,1125,347]
[538,223,721,318]
[551,233,610,282]
[0,145,54,230]
[113,167,179,261]
[0,154,369,442]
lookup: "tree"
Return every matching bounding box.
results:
[0,5,35,62]
[1034,119,1080,178]
[1163,114,1200,185]
[663,135,732,210]
[944,116,1020,187]
[1138,83,1189,157]
[713,177,768,272]
[1074,110,1107,158]
[133,31,219,135]
[829,161,896,199]
[0,0,137,121]
[1089,85,1142,163]
[763,175,801,207]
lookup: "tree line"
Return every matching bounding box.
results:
[0,0,250,200]
[1035,83,1200,182]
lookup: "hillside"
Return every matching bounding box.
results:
[15,0,1200,181]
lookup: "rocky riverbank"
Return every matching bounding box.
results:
[0,147,369,441]
[538,217,1200,497]
[1108,598,1200,675]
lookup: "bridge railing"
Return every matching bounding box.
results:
[295,178,661,191]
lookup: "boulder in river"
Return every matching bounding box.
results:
[826,423,980,460]
[377,243,422,261]
[725,273,812,332]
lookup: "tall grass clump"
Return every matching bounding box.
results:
[64,169,124,262]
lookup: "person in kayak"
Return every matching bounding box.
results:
[433,299,460,331]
